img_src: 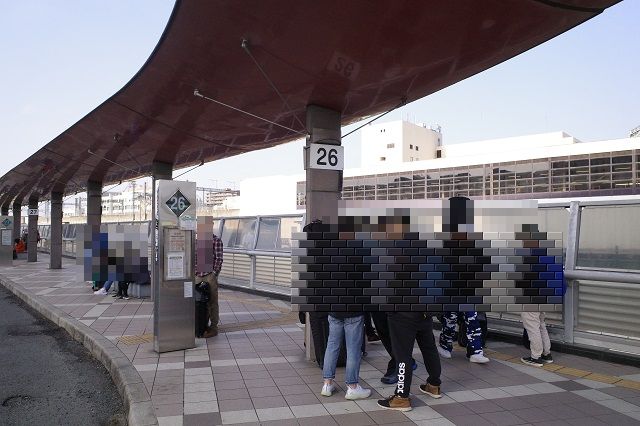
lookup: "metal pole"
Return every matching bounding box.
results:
[563,201,581,344]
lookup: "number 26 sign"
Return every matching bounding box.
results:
[308,143,344,171]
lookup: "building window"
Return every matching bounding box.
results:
[380,157,386,161]
[436,149,442,159]
[386,143,395,149]
[415,146,419,151]
[410,144,413,149]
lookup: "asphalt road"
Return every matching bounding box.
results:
[0,285,126,426]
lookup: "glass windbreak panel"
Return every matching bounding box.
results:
[538,207,568,257]
[577,205,640,271]
[279,217,301,250]
[221,219,239,247]
[212,219,221,236]
[233,218,257,248]
[256,218,279,251]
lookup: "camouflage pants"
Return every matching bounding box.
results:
[439,311,484,356]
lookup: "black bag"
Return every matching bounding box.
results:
[195,301,209,338]
[309,312,347,369]
[195,282,211,303]
[522,329,531,350]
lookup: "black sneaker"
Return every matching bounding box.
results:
[521,356,544,367]
[367,333,381,343]
[541,353,553,364]
[381,374,398,385]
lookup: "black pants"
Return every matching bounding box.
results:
[117,282,129,297]
[364,313,376,337]
[388,312,441,398]
[371,311,416,377]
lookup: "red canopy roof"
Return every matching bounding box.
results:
[0,0,621,206]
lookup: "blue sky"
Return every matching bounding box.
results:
[1,1,638,191]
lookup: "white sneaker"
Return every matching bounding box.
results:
[321,382,336,397]
[94,288,107,295]
[470,353,490,364]
[345,384,371,400]
[437,346,452,359]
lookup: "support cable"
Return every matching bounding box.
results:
[173,160,205,180]
[87,149,141,175]
[342,98,407,139]
[241,39,306,131]
[193,89,307,136]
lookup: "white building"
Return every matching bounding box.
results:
[361,120,441,167]
[234,120,640,215]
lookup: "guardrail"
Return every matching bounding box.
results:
[213,214,303,295]
[30,202,640,353]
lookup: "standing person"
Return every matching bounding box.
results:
[438,311,490,363]
[320,311,371,400]
[116,281,130,300]
[377,312,442,412]
[14,238,25,253]
[195,217,223,338]
[520,312,553,367]
[371,312,417,384]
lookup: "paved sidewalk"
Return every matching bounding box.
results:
[2,255,640,426]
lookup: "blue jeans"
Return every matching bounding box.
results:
[322,315,364,385]
[103,281,113,292]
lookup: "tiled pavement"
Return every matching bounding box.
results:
[1,255,640,426]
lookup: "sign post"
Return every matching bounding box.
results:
[0,216,13,266]
[153,180,197,353]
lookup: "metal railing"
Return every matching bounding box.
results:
[485,199,640,355]
[214,214,303,295]
[30,203,640,353]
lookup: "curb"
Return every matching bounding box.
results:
[0,275,158,426]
